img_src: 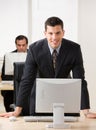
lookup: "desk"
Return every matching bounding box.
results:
[0,117,96,130]
[0,82,13,90]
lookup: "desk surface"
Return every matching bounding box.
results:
[0,82,13,90]
[0,117,96,130]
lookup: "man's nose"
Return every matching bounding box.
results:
[52,34,57,39]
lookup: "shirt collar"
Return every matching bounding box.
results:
[48,43,61,55]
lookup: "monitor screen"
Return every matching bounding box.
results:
[36,78,81,116]
[5,52,27,75]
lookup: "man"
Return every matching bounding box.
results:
[0,17,96,118]
[1,35,28,112]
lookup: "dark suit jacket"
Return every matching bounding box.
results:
[16,38,90,115]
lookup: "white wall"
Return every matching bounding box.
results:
[31,0,78,43]
[78,0,96,111]
[0,0,29,57]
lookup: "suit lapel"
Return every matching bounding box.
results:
[55,39,69,77]
[42,39,55,76]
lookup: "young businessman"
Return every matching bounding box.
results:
[1,35,28,112]
[0,17,96,118]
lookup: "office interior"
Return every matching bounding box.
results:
[0,0,96,113]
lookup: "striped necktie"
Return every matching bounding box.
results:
[52,50,57,71]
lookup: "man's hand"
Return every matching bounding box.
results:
[0,107,22,118]
[83,109,96,118]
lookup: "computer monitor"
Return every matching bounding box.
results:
[36,78,81,116]
[5,52,27,75]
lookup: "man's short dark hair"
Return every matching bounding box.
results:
[15,35,28,44]
[45,16,64,30]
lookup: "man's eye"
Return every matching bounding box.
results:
[49,33,52,35]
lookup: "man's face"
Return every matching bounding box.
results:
[16,39,28,52]
[44,25,64,49]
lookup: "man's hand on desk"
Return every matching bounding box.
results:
[83,109,96,118]
[1,107,96,119]
[0,107,22,118]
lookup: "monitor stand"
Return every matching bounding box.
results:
[46,123,71,129]
[46,103,71,129]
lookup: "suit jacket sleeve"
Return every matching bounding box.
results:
[16,47,37,108]
[72,45,90,110]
